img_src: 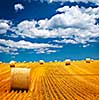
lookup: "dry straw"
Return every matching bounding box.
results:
[10,68,31,90]
[39,60,44,65]
[64,59,71,65]
[86,58,91,63]
[9,61,16,67]
[0,61,2,64]
[54,60,57,62]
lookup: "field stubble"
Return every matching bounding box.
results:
[0,60,99,100]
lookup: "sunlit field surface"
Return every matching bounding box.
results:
[0,60,99,100]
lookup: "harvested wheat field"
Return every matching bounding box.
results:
[0,60,99,100]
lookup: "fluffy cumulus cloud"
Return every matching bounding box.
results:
[13,19,58,38]
[49,6,98,29]
[14,3,24,11]
[0,39,62,54]
[13,6,99,45]
[0,5,99,54]
[0,20,11,34]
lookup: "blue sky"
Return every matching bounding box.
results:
[0,0,99,62]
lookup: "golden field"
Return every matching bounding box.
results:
[0,60,99,100]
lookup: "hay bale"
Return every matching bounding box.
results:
[10,64,15,67]
[9,61,16,67]
[54,60,57,62]
[23,61,26,63]
[39,60,44,65]
[10,61,16,64]
[29,61,32,63]
[0,61,2,64]
[64,59,71,65]
[91,59,94,62]
[10,68,31,90]
[86,58,91,63]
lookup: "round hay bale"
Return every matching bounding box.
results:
[10,64,15,67]
[23,61,26,63]
[29,61,32,63]
[86,58,91,63]
[39,60,44,65]
[10,68,31,90]
[0,61,2,64]
[54,60,57,62]
[64,59,71,65]
[10,61,16,67]
[91,59,94,62]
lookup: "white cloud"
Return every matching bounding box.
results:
[10,52,19,55]
[0,39,62,54]
[11,6,99,45]
[44,6,98,44]
[0,46,18,54]
[0,39,62,49]
[0,20,11,34]
[0,46,10,53]
[46,50,56,53]
[0,23,9,34]
[54,39,77,44]
[83,44,90,48]
[48,0,98,5]
[49,6,98,29]
[38,19,49,29]
[14,3,24,11]
[17,20,37,30]
[57,6,99,19]
[14,20,58,38]
[25,0,99,5]
[0,6,99,55]
[34,48,57,54]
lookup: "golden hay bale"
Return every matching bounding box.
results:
[10,61,16,64]
[10,64,15,67]
[10,68,31,90]
[29,61,32,63]
[39,60,44,65]
[0,61,2,64]
[54,60,57,62]
[64,59,71,65]
[9,61,16,67]
[23,61,26,63]
[86,58,91,63]
[91,59,94,62]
